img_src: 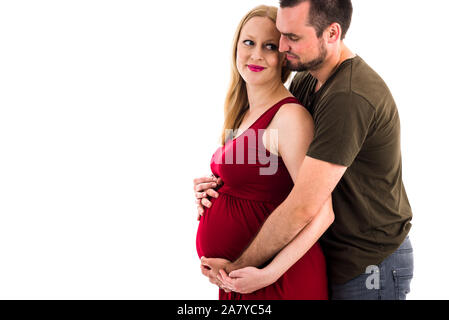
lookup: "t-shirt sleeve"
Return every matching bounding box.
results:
[306,92,375,167]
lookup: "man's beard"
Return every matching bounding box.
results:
[286,39,328,72]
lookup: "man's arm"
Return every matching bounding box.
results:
[228,156,347,272]
[218,198,334,294]
[224,91,373,273]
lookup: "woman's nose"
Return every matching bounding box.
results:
[250,46,264,61]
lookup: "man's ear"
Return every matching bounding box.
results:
[327,23,342,43]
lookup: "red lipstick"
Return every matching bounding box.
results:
[248,65,266,72]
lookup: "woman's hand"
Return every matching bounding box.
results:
[217,266,277,295]
[193,175,223,220]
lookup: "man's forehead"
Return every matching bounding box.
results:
[276,3,310,32]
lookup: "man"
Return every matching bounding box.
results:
[194,0,413,300]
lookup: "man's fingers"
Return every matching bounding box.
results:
[209,278,222,287]
[200,260,229,290]
[200,264,210,271]
[201,257,210,268]
[200,265,210,277]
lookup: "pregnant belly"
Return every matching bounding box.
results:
[196,194,272,261]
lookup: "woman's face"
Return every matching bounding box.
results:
[236,16,284,86]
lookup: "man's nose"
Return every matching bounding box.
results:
[279,35,289,53]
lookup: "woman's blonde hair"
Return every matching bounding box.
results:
[220,5,291,145]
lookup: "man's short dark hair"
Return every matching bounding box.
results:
[279,0,353,39]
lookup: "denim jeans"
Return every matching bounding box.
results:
[330,236,414,300]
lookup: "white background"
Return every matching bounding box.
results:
[0,0,448,299]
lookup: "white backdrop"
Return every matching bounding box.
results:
[0,0,448,300]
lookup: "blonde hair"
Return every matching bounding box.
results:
[220,5,291,145]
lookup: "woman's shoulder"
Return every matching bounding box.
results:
[271,100,313,129]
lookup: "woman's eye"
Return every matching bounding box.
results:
[243,40,254,46]
[266,44,278,51]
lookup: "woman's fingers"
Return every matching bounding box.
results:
[197,208,203,220]
[193,176,217,186]
[218,270,236,290]
[196,188,219,214]
[195,182,218,193]
[195,192,204,199]
[205,188,219,199]
[193,175,221,220]
[201,198,212,208]
[196,199,204,220]
[193,175,218,193]
[217,273,233,292]
[195,189,219,199]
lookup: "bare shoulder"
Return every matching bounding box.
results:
[270,102,314,130]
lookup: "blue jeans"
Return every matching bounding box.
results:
[330,236,414,300]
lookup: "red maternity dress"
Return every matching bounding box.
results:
[196,97,328,300]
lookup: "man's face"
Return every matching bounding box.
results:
[276,2,328,72]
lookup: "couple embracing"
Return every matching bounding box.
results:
[193,0,413,300]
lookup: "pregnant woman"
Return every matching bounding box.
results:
[195,5,333,300]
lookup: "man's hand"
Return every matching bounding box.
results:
[200,257,233,292]
[193,175,223,220]
[217,267,275,295]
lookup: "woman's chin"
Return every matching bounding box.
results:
[242,76,278,87]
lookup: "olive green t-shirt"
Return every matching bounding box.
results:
[289,56,413,285]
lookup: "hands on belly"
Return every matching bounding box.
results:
[193,174,223,220]
[201,257,277,295]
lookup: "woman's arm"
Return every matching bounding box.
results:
[262,102,335,281]
[219,199,333,294]
[218,103,334,294]
[265,198,334,282]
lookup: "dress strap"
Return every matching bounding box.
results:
[252,97,301,130]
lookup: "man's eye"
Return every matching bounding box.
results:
[243,40,254,46]
[266,44,278,50]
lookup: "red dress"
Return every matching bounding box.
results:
[196,97,328,300]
